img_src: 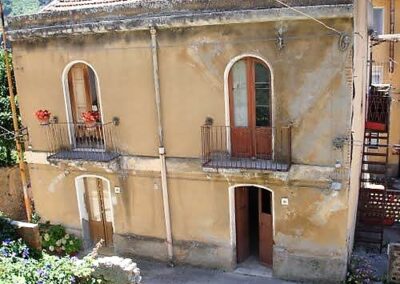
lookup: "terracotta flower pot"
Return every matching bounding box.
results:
[84,121,97,129]
[39,117,50,125]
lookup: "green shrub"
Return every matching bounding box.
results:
[0,239,30,259]
[0,212,17,242]
[40,223,82,256]
[0,252,103,284]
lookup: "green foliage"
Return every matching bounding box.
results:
[0,214,102,283]
[31,212,41,224]
[0,212,17,242]
[0,252,103,284]
[40,223,82,256]
[2,0,51,16]
[0,49,18,167]
[0,239,31,259]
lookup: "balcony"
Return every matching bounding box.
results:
[366,85,391,132]
[201,125,291,171]
[42,121,120,163]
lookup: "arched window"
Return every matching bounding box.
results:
[67,63,101,123]
[229,57,272,158]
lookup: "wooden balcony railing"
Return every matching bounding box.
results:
[201,125,291,171]
[42,121,120,162]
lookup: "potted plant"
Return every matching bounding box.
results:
[81,111,100,128]
[35,109,51,125]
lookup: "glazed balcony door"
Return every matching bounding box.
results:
[229,58,272,159]
[67,63,103,149]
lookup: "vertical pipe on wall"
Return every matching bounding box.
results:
[149,26,174,263]
[389,0,395,73]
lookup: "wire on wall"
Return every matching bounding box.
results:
[274,0,343,35]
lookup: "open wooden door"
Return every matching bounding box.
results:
[84,178,113,246]
[235,187,250,262]
[229,58,272,159]
[67,63,103,149]
[259,189,273,266]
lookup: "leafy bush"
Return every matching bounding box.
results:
[0,49,19,167]
[0,212,17,242]
[0,252,103,284]
[40,223,82,256]
[0,239,30,259]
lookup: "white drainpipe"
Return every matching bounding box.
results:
[150,26,174,263]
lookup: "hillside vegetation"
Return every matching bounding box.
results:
[2,0,51,16]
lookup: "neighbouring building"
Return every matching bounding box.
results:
[6,1,371,282]
[352,0,400,255]
[371,0,400,176]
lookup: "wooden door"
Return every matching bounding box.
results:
[68,64,93,123]
[253,62,272,159]
[235,187,250,263]
[259,189,273,266]
[68,64,103,148]
[229,58,272,158]
[84,178,113,246]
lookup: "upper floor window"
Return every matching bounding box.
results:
[372,65,383,85]
[373,7,384,35]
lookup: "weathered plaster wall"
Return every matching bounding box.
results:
[27,158,351,280]
[0,166,25,220]
[14,19,353,167]
[346,0,370,258]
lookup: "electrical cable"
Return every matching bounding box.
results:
[274,0,343,35]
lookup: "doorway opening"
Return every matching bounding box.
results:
[83,177,113,247]
[235,186,273,268]
[228,57,273,159]
[66,62,104,150]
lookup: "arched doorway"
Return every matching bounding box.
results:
[228,57,272,159]
[75,175,114,247]
[234,186,273,267]
[65,62,103,149]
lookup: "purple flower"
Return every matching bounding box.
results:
[22,248,30,259]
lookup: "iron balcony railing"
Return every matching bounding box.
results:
[201,125,291,171]
[42,121,120,162]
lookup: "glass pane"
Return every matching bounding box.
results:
[256,106,270,127]
[232,60,248,127]
[255,63,271,127]
[256,89,269,105]
[88,68,99,110]
[373,8,384,35]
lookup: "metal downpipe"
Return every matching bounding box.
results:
[150,26,174,263]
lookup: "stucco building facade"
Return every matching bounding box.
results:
[7,0,370,282]
[371,0,400,177]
